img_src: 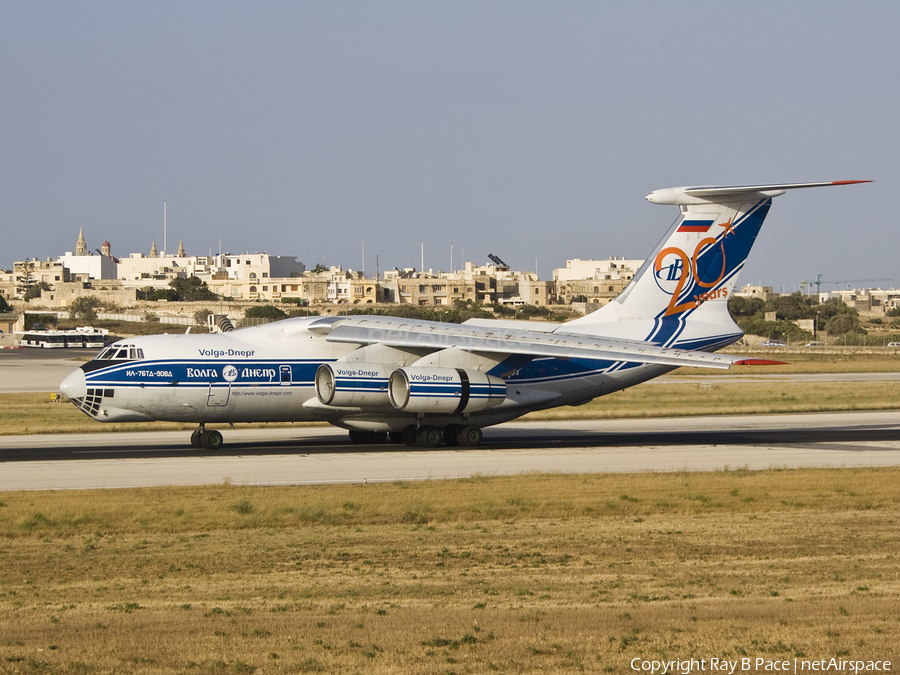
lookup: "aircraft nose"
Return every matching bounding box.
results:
[60,368,87,400]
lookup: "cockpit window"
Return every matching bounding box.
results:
[96,346,144,361]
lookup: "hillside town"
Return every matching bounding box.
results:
[2,230,900,346]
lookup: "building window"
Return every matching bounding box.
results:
[249,286,257,293]
[250,272,257,279]
[262,286,268,291]
[262,272,268,278]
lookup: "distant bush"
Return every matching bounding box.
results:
[193,309,212,326]
[244,305,287,321]
[69,296,101,322]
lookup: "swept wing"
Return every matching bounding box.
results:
[310,315,767,370]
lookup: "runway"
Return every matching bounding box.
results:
[2,411,899,491]
[0,348,92,393]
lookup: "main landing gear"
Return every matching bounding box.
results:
[349,424,483,448]
[191,424,224,450]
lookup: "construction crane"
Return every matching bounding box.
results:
[800,274,893,294]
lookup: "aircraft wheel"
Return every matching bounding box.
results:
[457,425,483,447]
[370,431,388,444]
[443,425,461,446]
[202,429,224,450]
[389,432,404,444]
[402,425,418,446]
[416,425,443,448]
[190,429,202,448]
[349,430,364,443]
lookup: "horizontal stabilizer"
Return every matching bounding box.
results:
[646,180,871,206]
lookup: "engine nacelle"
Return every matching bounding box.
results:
[315,363,393,408]
[388,367,506,414]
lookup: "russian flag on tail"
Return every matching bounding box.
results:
[677,219,714,233]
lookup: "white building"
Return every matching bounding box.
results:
[116,253,211,286]
[214,253,306,282]
[552,257,643,284]
[58,238,118,280]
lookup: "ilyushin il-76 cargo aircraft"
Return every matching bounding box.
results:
[61,180,868,449]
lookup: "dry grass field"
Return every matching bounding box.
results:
[0,469,898,673]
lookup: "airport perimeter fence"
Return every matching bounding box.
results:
[24,311,276,330]
[34,311,195,326]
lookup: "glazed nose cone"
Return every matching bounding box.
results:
[60,368,87,399]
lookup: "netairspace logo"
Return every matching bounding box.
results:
[630,657,892,674]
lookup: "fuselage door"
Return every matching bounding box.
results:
[207,383,232,407]
[280,365,292,386]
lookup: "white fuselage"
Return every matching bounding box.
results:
[60,316,674,433]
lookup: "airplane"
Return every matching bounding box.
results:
[60,180,869,449]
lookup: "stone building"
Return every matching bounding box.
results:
[552,257,642,306]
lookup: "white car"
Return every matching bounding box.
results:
[888,342,900,348]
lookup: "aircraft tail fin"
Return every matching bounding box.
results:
[561,181,870,349]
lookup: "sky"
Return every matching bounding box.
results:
[1,1,896,291]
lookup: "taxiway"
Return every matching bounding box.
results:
[1,412,899,491]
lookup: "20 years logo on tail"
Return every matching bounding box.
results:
[652,220,732,317]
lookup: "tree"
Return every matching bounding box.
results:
[312,263,328,274]
[728,295,765,318]
[15,260,35,298]
[244,305,287,321]
[69,296,101,322]
[25,313,57,330]
[23,281,50,301]
[194,308,213,326]
[151,288,178,301]
[825,312,860,336]
[169,276,219,301]
[151,276,219,302]
[0,295,11,313]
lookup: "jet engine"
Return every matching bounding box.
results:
[388,367,506,414]
[315,363,393,407]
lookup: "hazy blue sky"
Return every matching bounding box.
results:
[1,1,895,290]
